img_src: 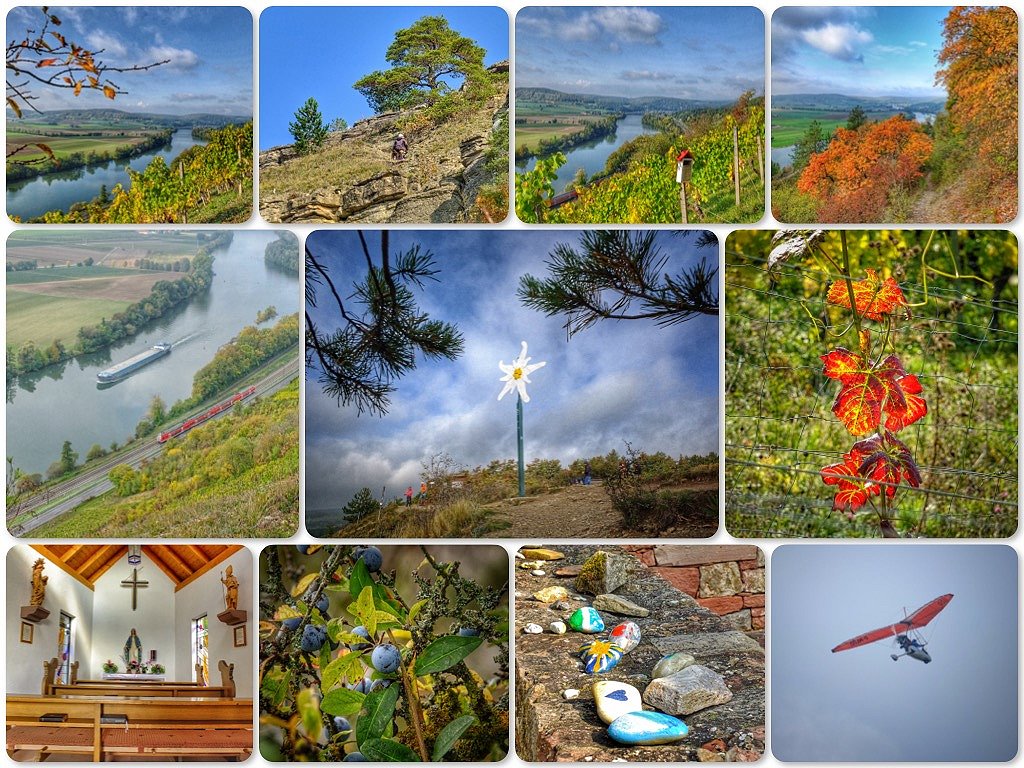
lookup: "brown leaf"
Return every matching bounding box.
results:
[103,85,116,100]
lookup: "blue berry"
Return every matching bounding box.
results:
[350,626,372,650]
[371,643,400,674]
[343,752,367,761]
[295,545,310,554]
[457,627,480,637]
[349,677,370,694]
[300,624,326,652]
[333,716,351,736]
[356,546,383,573]
[282,617,301,631]
[315,594,330,613]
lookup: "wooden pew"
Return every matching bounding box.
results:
[44,659,236,698]
[6,695,253,761]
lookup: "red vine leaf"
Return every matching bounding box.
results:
[821,349,928,436]
[826,268,907,321]
[821,433,922,512]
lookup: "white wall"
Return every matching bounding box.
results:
[174,549,253,697]
[6,546,94,694]
[91,551,177,679]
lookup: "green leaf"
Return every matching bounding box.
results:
[360,738,420,762]
[356,684,400,747]
[296,687,322,742]
[352,586,377,635]
[414,635,483,676]
[321,652,364,693]
[349,557,372,599]
[407,599,428,623]
[321,687,365,717]
[431,715,476,761]
[259,669,291,708]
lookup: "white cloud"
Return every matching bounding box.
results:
[800,23,873,62]
[147,45,200,70]
[562,7,662,46]
[85,31,128,58]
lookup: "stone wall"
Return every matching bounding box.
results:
[623,546,765,635]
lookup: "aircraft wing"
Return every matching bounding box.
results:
[831,624,898,652]
[831,594,953,653]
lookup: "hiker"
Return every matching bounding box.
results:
[405,486,413,506]
[420,481,427,503]
[583,461,592,485]
[392,133,408,162]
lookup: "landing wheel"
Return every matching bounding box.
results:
[890,654,899,661]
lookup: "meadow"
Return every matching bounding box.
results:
[6,290,130,349]
[770,108,909,148]
[514,114,610,153]
[6,128,157,161]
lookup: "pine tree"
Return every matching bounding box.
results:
[289,97,328,155]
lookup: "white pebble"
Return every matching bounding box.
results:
[549,621,567,635]
[562,688,580,700]
[523,623,544,634]
[531,569,546,576]
[584,756,594,762]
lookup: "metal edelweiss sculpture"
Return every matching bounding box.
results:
[498,341,546,497]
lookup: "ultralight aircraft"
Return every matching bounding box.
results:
[831,593,953,663]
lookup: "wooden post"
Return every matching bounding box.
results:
[733,125,741,206]
[679,181,688,224]
[755,139,764,183]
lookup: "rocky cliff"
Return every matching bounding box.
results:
[260,64,508,224]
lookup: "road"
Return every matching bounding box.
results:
[8,360,299,535]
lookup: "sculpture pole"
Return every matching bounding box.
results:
[517,395,525,497]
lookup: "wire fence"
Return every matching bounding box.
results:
[724,230,1018,538]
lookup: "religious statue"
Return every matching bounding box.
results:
[221,565,239,611]
[30,558,48,606]
[123,628,143,668]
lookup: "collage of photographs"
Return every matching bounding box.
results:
[1,2,1019,766]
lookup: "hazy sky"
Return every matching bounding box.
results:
[772,6,950,98]
[5,6,252,116]
[516,6,764,101]
[304,230,719,513]
[259,7,509,150]
[772,544,1018,762]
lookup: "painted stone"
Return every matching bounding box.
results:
[533,586,570,604]
[652,652,696,679]
[549,621,567,635]
[519,560,546,570]
[523,623,543,634]
[592,593,650,618]
[592,680,642,724]
[606,712,688,746]
[568,607,605,633]
[578,639,624,674]
[608,621,642,654]
[519,548,565,561]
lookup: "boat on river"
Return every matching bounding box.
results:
[96,343,172,383]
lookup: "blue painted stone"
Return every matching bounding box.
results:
[568,607,605,633]
[607,711,688,746]
[578,639,623,674]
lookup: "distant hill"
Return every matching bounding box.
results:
[772,93,945,114]
[10,109,250,128]
[516,87,730,114]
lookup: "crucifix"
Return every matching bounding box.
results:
[121,568,149,611]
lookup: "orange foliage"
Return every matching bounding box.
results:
[796,116,932,222]
[936,6,1018,220]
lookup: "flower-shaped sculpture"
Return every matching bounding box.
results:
[498,341,546,403]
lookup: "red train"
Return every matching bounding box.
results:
[158,386,257,443]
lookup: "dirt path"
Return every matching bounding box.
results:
[480,482,624,538]
[910,173,942,221]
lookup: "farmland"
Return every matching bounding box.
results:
[770,108,918,147]
[6,127,161,162]
[6,290,131,350]
[7,231,199,268]
[515,114,613,153]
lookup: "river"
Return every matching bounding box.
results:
[516,114,659,193]
[6,130,204,222]
[6,231,299,476]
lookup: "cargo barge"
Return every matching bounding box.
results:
[158,386,257,443]
[96,343,172,383]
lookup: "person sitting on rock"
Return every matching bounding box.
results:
[392,133,408,162]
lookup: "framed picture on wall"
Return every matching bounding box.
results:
[20,622,33,644]
[233,624,246,648]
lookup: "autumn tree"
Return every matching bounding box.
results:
[354,15,489,114]
[288,98,328,155]
[518,230,718,338]
[935,5,1017,220]
[6,7,166,161]
[797,115,933,222]
[305,232,464,416]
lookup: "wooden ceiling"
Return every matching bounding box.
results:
[31,545,242,592]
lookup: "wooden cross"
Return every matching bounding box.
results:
[121,568,149,611]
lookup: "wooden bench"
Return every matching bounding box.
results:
[43,658,236,698]
[7,695,252,761]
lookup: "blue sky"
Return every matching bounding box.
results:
[304,230,719,512]
[772,544,1018,762]
[259,7,509,150]
[5,6,252,116]
[772,6,951,98]
[516,7,764,101]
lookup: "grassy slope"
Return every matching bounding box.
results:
[33,379,300,538]
[6,290,129,348]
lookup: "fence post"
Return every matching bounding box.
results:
[733,125,740,206]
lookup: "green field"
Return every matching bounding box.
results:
[6,290,130,348]
[770,108,911,147]
[7,131,154,161]
[514,114,609,153]
[6,266,142,284]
